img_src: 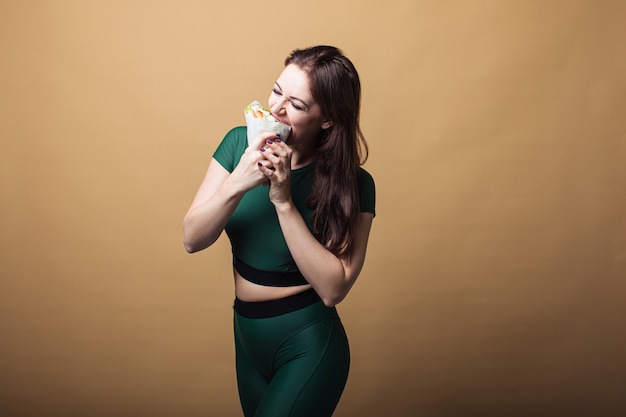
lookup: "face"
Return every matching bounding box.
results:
[268,64,331,145]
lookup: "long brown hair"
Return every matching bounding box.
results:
[285,46,368,259]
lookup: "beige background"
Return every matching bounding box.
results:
[1,1,625,416]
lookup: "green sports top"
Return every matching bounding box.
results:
[213,126,376,273]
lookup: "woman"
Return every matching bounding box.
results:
[183,45,375,417]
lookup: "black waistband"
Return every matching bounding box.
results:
[234,288,322,318]
[233,257,309,287]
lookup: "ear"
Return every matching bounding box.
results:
[321,120,333,129]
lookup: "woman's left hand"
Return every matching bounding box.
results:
[257,135,293,205]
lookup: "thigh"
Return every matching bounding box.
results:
[254,318,351,417]
[235,330,269,417]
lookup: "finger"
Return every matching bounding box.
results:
[264,134,287,148]
[258,151,284,173]
[258,166,276,183]
[258,144,277,161]
[251,131,279,150]
[257,135,286,159]
[270,143,288,159]
[265,138,291,161]
[257,161,275,175]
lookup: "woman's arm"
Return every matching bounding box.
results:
[183,159,239,253]
[258,139,374,306]
[274,206,374,307]
[183,134,273,253]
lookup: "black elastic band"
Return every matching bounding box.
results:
[234,288,322,318]
[233,257,309,287]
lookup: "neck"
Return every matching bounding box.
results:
[289,138,317,170]
[290,148,315,170]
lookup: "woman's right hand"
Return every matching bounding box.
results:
[228,132,277,193]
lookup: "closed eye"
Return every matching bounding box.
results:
[273,83,309,112]
[290,101,305,111]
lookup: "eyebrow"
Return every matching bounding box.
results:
[275,82,311,109]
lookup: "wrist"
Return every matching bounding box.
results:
[273,199,295,214]
[223,174,249,199]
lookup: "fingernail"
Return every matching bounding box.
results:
[257,162,262,166]
[259,147,265,152]
[275,138,282,143]
[266,139,273,144]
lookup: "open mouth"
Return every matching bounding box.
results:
[273,115,291,126]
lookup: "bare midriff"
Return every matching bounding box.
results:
[233,268,312,302]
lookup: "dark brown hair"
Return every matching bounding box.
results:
[285,46,368,259]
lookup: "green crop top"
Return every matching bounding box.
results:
[213,126,376,275]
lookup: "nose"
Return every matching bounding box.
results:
[270,96,287,115]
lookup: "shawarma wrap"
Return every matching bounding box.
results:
[244,101,291,146]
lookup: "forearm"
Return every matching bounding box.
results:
[183,177,244,253]
[274,202,349,306]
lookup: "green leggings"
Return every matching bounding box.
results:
[233,298,350,417]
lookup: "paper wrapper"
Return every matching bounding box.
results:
[244,100,291,146]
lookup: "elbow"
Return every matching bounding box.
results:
[182,228,198,253]
[184,240,200,254]
[183,221,216,253]
[321,297,342,308]
[182,221,195,253]
[182,232,209,254]
[183,234,214,253]
[318,272,356,307]
[320,287,348,308]
[183,235,218,253]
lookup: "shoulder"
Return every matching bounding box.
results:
[213,126,247,172]
[217,125,248,148]
[357,166,375,188]
[357,166,376,215]
[224,126,247,143]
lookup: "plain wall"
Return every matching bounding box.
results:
[1,1,625,416]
